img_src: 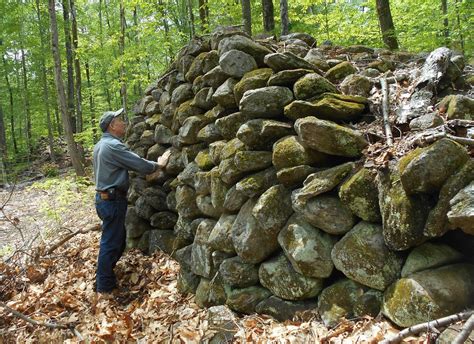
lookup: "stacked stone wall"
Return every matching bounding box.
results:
[125,28,474,327]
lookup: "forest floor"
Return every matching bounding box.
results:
[0,173,430,343]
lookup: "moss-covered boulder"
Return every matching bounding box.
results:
[149,230,176,255]
[125,206,152,239]
[331,222,404,290]
[267,69,313,87]
[185,52,207,82]
[150,211,178,229]
[276,165,318,188]
[218,158,245,185]
[194,170,212,195]
[317,279,368,327]
[237,119,294,150]
[448,181,474,235]
[325,61,357,83]
[195,277,228,308]
[233,68,273,103]
[220,137,246,160]
[202,66,229,89]
[171,83,194,106]
[210,168,228,212]
[399,139,469,195]
[278,214,336,278]
[223,185,249,213]
[219,256,259,287]
[219,49,257,78]
[255,296,318,321]
[214,112,249,140]
[175,185,202,219]
[295,117,368,157]
[196,194,221,218]
[340,74,372,97]
[439,94,474,120]
[264,52,317,72]
[226,287,272,314]
[382,264,474,327]
[401,243,463,277]
[292,193,357,235]
[178,115,208,145]
[194,150,214,170]
[235,167,278,198]
[409,113,444,131]
[339,168,381,222]
[234,150,273,173]
[212,78,238,109]
[252,185,293,233]
[208,214,236,254]
[154,124,173,145]
[424,160,474,237]
[177,267,200,294]
[259,253,324,301]
[377,168,432,251]
[272,136,330,170]
[191,87,216,111]
[293,162,354,202]
[231,199,280,264]
[239,86,294,118]
[218,35,272,66]
[293,73,337,100]
[191,219,217,278]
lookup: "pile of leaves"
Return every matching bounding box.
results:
[1,228,429,343]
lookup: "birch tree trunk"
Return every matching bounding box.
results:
[48,0,85,176]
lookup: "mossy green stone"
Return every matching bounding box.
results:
[401,243,463,277]
[177,267,200,294]
[276,165,318,188]
[195,150,214,170]
[382,264,474,327]
[325,61,357,83]
[234,151,273,173]
[339,168,381,222]
[233,68,273,103]
[226,286,272,314]
[293,73,338,100]
[195,277,229,308]
[272,136,330,170]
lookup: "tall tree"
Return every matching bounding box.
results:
[98,0,112,109]
[242,0,252,36]
[280,0,289,35]
[2,55,17,155]
[70,0,83,132]
[62,0,77,132]
[262,0,275,33]
[19,39,32,153]
[48,0,85,176]
[375,0,399,50]
[119,0,127,112]
[187,0,195,38]
[0,101,7,186]
[441,0,449,45]
[35,0,56,162]
[198,0,209,33]
[85,61,97,143]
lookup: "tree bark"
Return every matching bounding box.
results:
[158,0,173,64]
[132,7,143,97]
[187,0,195,38]
[375,0,399,50]
[70,0,83,133]
[48,0,85,176]
[198,0,209,33]
[454,0,464,54]
[441,0,449,45]
[242,0,252,36]
[19,42,32,154]
[35,0,56,162]
[85,62,97,143]
[2,56,17,154]
[262,0,275,33]
[119,0,127,112]
[280,0,289,35]
[62,0,76,132]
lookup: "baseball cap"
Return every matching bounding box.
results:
[99,108,125,132]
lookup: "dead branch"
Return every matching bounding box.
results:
[453,313,474,344]
[415,131,474,147]
[44,223,100,256]
[0,301,83,339]
[380,310,474,344]
[0,183,25,241]
[380,77,394,145]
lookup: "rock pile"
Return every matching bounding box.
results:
[124,28,474,328]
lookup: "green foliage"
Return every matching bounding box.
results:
[39,162,59,178]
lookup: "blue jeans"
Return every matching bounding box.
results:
[95,193,128,292]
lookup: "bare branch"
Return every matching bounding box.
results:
[381,77,394,146]
[453,313,474,344]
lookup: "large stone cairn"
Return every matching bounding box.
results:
[125,28,474,328]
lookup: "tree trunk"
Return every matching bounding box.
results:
[280,0,289,36]
[158,0,173,64]
[2,56,18,155]
[19,43,32,154]
[48,0,85,176]
[454,0,464,54]
[0,101,7,173]
[441,0,449,45]
[119,0,127,112]
[187,0,195,38]
[242,0,252,36]
[62,0,76,132]
[375,0,399,50]
[324,0,330,41]
[198,0,209,33]
[262,0,275,33]
[132,7,143,96]
[35,0,56,162]
[85,61,97,143]
[70,0,83,133]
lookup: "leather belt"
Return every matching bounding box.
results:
[97,188,127,201]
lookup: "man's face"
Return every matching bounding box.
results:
[109,116,127,138]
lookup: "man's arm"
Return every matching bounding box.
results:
[107,141,157,174]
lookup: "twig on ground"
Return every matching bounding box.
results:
[1,183,24,241]
[44,223,100,255]
[453,313,474,344]
[0,301,83,339]
[415,131,474,146]
[380,310,473,344]
[381,77,394,146]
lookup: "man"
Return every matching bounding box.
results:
[93,108,170,294]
